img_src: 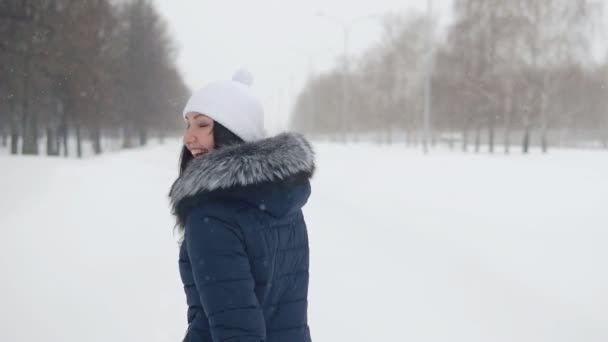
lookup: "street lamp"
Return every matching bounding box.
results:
[316,12,381,141]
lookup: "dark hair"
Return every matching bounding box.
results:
[179,121,244,175]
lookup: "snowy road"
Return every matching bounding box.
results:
[1,142,607,341]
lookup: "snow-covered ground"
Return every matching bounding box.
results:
[1,141,607,342]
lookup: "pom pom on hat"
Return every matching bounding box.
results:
[232,68,254,87]
[182,68,265,142]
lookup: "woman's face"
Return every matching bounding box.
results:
[183,112,215,157]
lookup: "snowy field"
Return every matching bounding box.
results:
[1,140,607,342]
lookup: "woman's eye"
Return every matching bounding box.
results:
[198,124,209,128]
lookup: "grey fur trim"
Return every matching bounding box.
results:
[169,132,314,208]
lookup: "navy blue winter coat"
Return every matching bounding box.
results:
[169,133,315,342]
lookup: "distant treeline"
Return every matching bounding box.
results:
[291,0,608,153]
[0,0,189,157]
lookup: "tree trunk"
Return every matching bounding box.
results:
[9,95,19,154]
[557,127,567,148]
[158,130,165,144]
[122,125,134,149]
[0,121,7,147]
[474,124,481,153]
[504,127,511,155]
[503,97,512,155]
[53,130,60,156]
[45,128,51,155]
[21,109,39,155]
[448,116,454,151]
[113,127,122,150]
[61,119,69,157]
[539,91,549,154]
[75,123,83,158]
[139,127,147,146]
[46,127,59,156]
[91,124,103,155]
[488,115,495,154]
[21,55,38,155]
[7,23,20,155]
[385,126,392,145]
[462,125,469,152]
[405,126,411,147]
[522,124,531,154]
[10,115,19,155]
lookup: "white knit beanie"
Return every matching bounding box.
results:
[182,69,265,142]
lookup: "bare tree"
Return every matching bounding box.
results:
[1,0,188,158]
[290,0,604,151]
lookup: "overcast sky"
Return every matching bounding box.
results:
[152,0,453,133]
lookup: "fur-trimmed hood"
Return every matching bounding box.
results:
[169,133,315,225]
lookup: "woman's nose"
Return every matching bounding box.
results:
[183,131,196,144]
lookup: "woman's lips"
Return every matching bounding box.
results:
[190,148,207,157]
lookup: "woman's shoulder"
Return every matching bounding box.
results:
[186,195,243,223]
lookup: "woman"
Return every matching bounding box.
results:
[169,70,314,342]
